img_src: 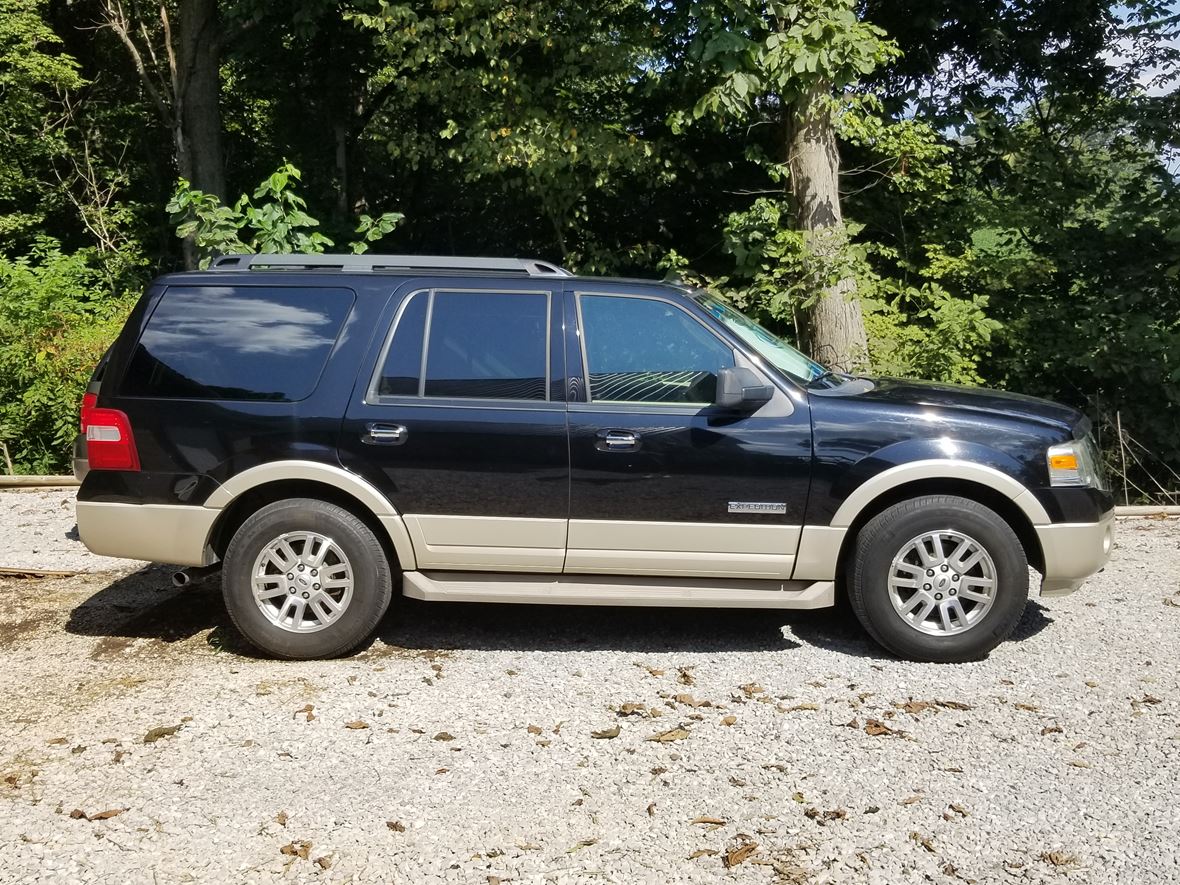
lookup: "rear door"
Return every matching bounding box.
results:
[339,280,568,572]
[564,287,812,579]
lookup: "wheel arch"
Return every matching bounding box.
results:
[835,476,1045,578]
[203,462,416,571]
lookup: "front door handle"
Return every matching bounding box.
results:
[596,429,641,452]
[363,422,408,445]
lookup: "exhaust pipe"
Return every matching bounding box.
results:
[172,563,222,588]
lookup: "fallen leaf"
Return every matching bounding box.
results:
[896,699,933,715]
[517,840,540,850]
[935,700,972,711]
[791,792,805,803]
[900,794,923,806]
[535,739,550,748]
[275,811,288,827]
[387,820,405,832]
[646,802,656,816]
[739,683,764,696]
[616,703,647,717]
[677,667,695,685]
[435,767,449,774]
[729,776,746,787]
[344,720,370,730]
[143,724,180,744]
[864,719,901,737]
[910,832,936,853]
[1085,680,1099,687]
[69,809,86,820]
[724,841,759,867]
[1164,597,1180,608]
[1141,694,1163,705]
[294,704,314,722]
[1041,724,1064,735]
[650,766,667,775]
[948,803,969,817]
[566,838,597,853]
[314,856,332,870]
[433,732,454,741]
[527,724,542,734]
[280,840,312,860]
[785,702,819,712]
[691,816,727,826]
[688,849,718,859]
[591,725,620,739]
[842,717,860,729]
[1014,702,1040,712]
[720,715,737,726]
[47,737,68,746]
[1040,850,1078,867]
[646,727,690,742]
[674,694,711,708]
[1068,759,1092,768]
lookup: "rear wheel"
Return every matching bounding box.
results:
[222,498,393,659]
[847,494,1028,662]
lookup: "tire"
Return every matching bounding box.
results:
[847,494,1028,663]
[222,498,394,659]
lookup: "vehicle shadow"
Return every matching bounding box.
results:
[65,567,1053,661]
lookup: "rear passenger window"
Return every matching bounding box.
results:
[122,286,352,401]
[373,290,550,401]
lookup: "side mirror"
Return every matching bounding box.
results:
[715,366,773,411]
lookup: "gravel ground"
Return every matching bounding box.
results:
[0,490,1178,884]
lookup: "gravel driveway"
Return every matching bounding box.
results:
[1,489,1178,884]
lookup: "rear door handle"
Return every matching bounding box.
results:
[595,429,640,452]
[363,422,408,445]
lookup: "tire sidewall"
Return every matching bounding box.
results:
[853,499,1028,662]
[223,500,392,659]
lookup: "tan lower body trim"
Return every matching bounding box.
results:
[791,526,847,580]
[404,515,566,572]
[1035,513,1114,597]
[76,501,218,567]
[403,570,834,609]
[565,519,798,579]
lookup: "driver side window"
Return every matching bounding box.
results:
[579,294,735,404]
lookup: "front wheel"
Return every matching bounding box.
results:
[222,498,394,659]
[847,495,1028,663]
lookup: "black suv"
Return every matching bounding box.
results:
[76,253,1113,662]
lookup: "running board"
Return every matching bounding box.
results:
[401,571,834,609]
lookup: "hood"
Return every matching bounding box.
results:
[817,376,1087,436]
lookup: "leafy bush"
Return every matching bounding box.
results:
[0,241,140,473]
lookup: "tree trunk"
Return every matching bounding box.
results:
[178,0,225,200]
[787,83,867,372]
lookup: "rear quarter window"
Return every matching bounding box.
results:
[121,285,354,401]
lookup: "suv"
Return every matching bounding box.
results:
[75,253,1113,662]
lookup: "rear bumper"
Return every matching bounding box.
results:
[76,501,218,567]
[1034,511,1115,597]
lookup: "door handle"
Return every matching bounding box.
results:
[596,429,640,452]
[363,422,408,445]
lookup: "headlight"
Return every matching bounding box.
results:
[1047,436,1106,489]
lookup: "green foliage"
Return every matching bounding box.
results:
[0,242,140,472]
[167,163,403,265]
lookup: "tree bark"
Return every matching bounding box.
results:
[787,82,868,372]
[177,0,225,200]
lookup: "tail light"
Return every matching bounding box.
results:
[80,394,140,471]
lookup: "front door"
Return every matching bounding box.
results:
[565,288,812,579]
[339,281,568,571]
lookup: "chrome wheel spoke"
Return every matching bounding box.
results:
[251,531,354,634]
[888,529,998,637]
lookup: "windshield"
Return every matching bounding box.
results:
[690,290,827,383]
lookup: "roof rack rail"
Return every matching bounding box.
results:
[207,253,573,277]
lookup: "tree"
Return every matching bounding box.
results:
[671,0,898,369]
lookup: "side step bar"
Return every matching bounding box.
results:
[401,571,834,610]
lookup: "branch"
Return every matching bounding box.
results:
[353,78,401,138]
[99,0,173,126]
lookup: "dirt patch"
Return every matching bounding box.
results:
[0,612,55,649]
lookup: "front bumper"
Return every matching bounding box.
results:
[1034,510,1115,596]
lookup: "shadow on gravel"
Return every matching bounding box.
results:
[65,565,235,657]
[66,570,1049,661]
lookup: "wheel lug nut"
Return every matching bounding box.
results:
[949,589,957,596]
[941,564,949,572]
[297,564,304,571]
[286,573,294,580]
[926,569,935,576]
[288,588,296,594]
[313,583,320,590]
[311,569,317,577]
[952,573,959,580]
[923,583,932,590]
[302,591,310,599]
[935,593,943,600]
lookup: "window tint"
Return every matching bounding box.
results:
[122,286,352,401]
[580,294,734,404]
[375,291,428,396]
[423,291,548,400]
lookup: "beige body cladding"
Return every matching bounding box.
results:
[75,458,1113,605]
